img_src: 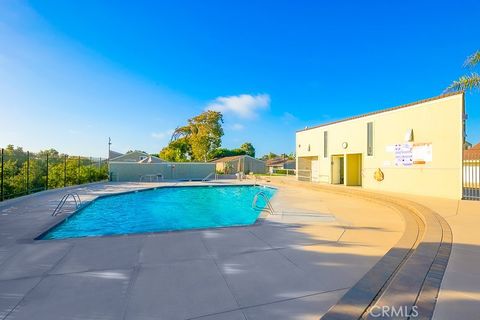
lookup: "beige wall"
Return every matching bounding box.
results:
[109,162,215,181]
[296,93,465,199]
[215,157,266,174]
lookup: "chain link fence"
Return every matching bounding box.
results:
[0,147,108,201]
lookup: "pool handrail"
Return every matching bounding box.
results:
[52,192,81,216]
[252,191,275,214]
[201,172,217,182]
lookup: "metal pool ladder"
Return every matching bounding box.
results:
[202,172,218,181]
[252,191,275,215]
[52,192,82,216]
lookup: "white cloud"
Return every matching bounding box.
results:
[206,93,270,119]
[281,112,298,124]
[231,123,244,130]
[151,129,174,140]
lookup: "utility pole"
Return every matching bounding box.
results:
[108,137,112,161]
[108,137,112,181]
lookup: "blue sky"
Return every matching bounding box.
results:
[1,0,479,157]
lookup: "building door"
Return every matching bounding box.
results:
[331,155,345,184]
[339,157,345,184]
[346,153,362,186]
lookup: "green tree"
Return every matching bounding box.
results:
[38,148,59,158]
[188,111,224,161]
[260,152,279,160]
[445,50,480,92]
[126,149,147,154]
[211,148,246,159]
[240,142,255,157]
[160,138,191,162]
[160,110,224,162]
[260,152,295,161]
[1,145,108,199]
[48,162,66,189]
[2,159,21,197]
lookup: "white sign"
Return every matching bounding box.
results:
[388,142,433,167]
[394,143,413,166]
[412,143,433,163]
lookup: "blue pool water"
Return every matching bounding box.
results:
[41,185,276,240]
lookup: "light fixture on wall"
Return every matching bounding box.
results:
[342,142,348,149]
[404,129,414,142]
[374,168,384,181]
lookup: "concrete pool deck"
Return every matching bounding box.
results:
[0,180,407,320]
[393,193,480,320]
[262,176,480,320]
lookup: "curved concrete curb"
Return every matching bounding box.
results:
[361,199,452,320]
[273,182,452,320]
[408,206,452,320]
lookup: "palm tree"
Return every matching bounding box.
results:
[445,50,480,92]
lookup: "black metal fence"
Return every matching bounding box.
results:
[463,159,480,200]
[0,147,108,202]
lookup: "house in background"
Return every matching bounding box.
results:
[109,151,165,163]
[108,150,123,160]
[108,150,213,181]
[138,156,165,164]
[212,155,266,174]
[266,157,296,173]
[464,143,480,160]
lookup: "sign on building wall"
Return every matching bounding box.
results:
[386,143,433,167]
[411,143,433,164]
[394,143,413,166]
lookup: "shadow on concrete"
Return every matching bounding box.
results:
[0,189,474,320]
[0,218,392,320]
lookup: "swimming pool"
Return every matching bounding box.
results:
[41,185,276,240]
